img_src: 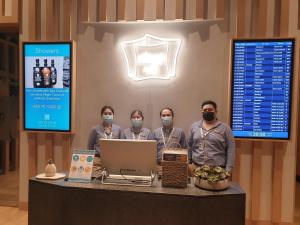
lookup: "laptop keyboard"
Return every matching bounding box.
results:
[102,174,153,186]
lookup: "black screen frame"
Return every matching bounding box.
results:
[230,38,295,140]
[22,41,73,133]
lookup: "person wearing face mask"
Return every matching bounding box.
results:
[123,110,152,140]
[152,107,187,164]
[187,100,235,174]
[87,105,123,158]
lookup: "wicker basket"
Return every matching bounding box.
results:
[162,161,188,188]
[161,148,188,188]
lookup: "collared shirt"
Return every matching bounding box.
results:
[187,119,235,171]
[87,124,123,155]
[152,127,187,163]
[123,127,152,140]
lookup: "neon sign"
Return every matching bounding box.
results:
[121,34,181,81]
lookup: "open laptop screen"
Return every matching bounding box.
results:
[99,139,157,176]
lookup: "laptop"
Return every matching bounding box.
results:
[99,139,157,178]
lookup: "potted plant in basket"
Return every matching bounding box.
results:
[194,165,231,190]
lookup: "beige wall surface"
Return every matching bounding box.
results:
[73,22,230,149]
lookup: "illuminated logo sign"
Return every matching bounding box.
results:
[121,34,181,81]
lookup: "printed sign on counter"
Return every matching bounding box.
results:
[68,149,95,182]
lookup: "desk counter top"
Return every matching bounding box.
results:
[30,177,245,197]
[29,177,245,225]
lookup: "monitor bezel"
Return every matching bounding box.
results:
[230,38,295,140]
[22,41,74,133]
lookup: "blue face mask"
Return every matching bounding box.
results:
[131,118,143,129]
[161,116,173,127]
[102,114,113,124]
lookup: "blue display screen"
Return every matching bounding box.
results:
[231,39,294,139]
[23,42,72,132]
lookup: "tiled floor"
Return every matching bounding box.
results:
[0,206,27,225]
[0,171,18,207]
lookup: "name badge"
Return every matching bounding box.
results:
[198,142,205,150]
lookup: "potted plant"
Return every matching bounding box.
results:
[194,165,230,191]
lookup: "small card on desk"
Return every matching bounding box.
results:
[68,149,95,182]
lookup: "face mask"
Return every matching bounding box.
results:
[102,114,113,124]
[202,111,215,121]
[131,118,143,129]
[161,116,173,127]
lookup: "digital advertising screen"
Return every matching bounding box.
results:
[231,39,294,139]
[23,42,73,132]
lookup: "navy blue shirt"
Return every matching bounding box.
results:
[152,127,187,163]
[87,124,123,155]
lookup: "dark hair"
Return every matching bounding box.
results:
[130,109,144,120]
[201,100,217,110]
[101,105,114,115]
[160,107,174,117]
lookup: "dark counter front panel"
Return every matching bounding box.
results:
[29,178,245,225]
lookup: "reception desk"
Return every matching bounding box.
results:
[29,178,245,225]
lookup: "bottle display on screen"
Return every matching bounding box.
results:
[33,59,42,87]
[32,58,58,88]
[62,57,70,88]
[50,59,57,85]
[41,59,52,88]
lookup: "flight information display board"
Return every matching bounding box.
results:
[231,39,294,139]
[23,42,73,132]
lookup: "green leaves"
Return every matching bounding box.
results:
[194,165,230,184]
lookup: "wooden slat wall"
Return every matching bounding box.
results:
[207,0,217,19]
[232,0,300,225]
[78,0,88,22]
[125,0,136,21]
[18,1,300,224]
[88,0,97,22]
[144,0,156,21]
[164,0,176,20]
[156,0,164,20]
[60,0,71,40]
[0,0,18,25]
[107,0,117,22]
[19,0,74,208]
[216,0,225,18]
[176,0,184,19]
[117,0,125,20]
[98,0,107,22]
[84,0,225,22]
[297,0,300,181]
[136,0,144,20]
[196,0,208,19]
[185,0,196,20]
[282,1,299,222]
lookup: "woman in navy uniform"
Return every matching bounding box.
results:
[152,107,187,164]
[87,105,123,157]
[123,109,152,140]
